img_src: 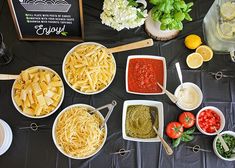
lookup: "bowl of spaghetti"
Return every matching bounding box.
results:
[52,104,107,159]
[62,42,116,95]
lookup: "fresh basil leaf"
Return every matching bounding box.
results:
[149,0,161,5]
[173,137,181,148]
[164,1,172,13]
[151,7,162,21]
[181,134,194,142]
[160,23,167,30]
[185,13,192,21]
[137,11,145,19]
[173,2,181,11]
[159,3,166,11]
[187,2,194,8]
[161,18,172,24]
[184,127,195,135]
[174,12,185,22]
[186,8,192,13]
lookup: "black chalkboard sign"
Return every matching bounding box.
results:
[8,0,84,41]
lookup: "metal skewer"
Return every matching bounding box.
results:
[185,145,211,153]
[209,71,235,80]
[110,148,134,156]
[19,123,47,131]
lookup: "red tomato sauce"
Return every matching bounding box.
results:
[128,58,164,93]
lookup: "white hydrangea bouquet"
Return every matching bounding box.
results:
[100,0,148,31]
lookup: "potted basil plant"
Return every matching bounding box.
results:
[145,0,194,41]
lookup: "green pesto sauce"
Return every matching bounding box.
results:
[126,105,158,139]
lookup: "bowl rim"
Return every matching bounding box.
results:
[196,106,225,136]
[125,55,167,95]
[174,82,203,111]
[213,130,235,161]
[52,103,108,160]
[11,66,65,119]
[62,42,117,95]
[122,100,164,142]
[0,119,13,156]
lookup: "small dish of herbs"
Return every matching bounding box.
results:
[216,134,235,159]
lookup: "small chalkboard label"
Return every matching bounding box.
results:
[8,0,84,42]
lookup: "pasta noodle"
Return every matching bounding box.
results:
[13,67,63,117]
[64,44,116,93]
[55,106,106,158]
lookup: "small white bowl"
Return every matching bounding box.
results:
[122,100,164,142]
[62,42,117,95]
[52,104,107,159]
[213,131,235,161]
[196,106,225,136]
[0,119,13,156]
[125,55,167,95]
[174,82,203,111]
[11,66,65,119]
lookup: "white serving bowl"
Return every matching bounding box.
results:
[213,131,235,161]
[11,66,65,119]
[196,106,225,136]
[0,119,13,156]
[122,100,164,142]
[52,104,107,159]
[62,42,117,95]
[174,82,203,111]
[125,55,167,95]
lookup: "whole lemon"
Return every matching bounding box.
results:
[184,34,202,49]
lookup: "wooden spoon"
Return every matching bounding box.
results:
[214,127,229,152]
[107,38,154,54]
[0,74,19,80]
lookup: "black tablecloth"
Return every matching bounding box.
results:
[0,0,235,168]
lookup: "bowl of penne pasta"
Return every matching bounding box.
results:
[11,66,65,118]
[62,42,116,95]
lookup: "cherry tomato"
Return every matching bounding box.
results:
[198,109,221,133]
[179,112,195,128]
[166,122,184,139]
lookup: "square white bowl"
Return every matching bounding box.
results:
[122,100,164,142]
[125,55,167,95]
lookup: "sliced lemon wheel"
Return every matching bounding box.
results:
[186,53,203,69]
[217,22,235,39]
[220,2,235,20]
[196,45,213,62]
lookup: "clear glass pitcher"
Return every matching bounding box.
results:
[203,0,235,62]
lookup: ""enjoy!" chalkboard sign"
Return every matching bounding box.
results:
[8,0,84,41]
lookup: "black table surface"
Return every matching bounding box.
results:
[1,0,235,168]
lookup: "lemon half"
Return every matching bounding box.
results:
[196,45,213,62]
[186,53,203,69]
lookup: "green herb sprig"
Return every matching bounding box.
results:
[172,126,195,148]
[149,0,193,30]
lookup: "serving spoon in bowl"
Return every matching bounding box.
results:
[150,110,173,155]
[175,62,184,91]
[214,126,229,152]
[157,82,178,104]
